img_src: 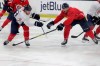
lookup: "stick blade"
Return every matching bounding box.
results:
[12,44,17,46]
[71,35,78,38]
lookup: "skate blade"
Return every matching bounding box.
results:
[82,40,89,43]
[26,46,30,48]
[61,44,66,47]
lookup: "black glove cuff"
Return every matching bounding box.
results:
[32,13,40,20]
[60,23,64,27]
[50,21,54,25]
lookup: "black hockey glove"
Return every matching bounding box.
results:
[56,23,64,31]
[4,0,8,4]
[92,16,99,25]
[96,17,100,25]
[47,21,54,29]
[7,7,13,13]
[34,21,43,27]
[31,13,40,20]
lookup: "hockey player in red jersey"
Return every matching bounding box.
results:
[82,0,100,42]
[0,0,29,31]
[47,3,98,45]
[10,0,29,12]
[3,5,43,47]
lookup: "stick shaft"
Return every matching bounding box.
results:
[13,29,56,45]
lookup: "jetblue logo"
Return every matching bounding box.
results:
[40,1,62,12]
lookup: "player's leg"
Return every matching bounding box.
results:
[0,12,14,31]
[61,20,78,45]
[82,14,94,42]
[94,25,100,39]
[61,25,72,45]
[80,18,98,44]
[3,18,19,45]
[22,24,30,47]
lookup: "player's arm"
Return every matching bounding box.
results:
[47,11,64,29]
[55,13,75,31]
[26,0,29,5]
[54,11,65,24]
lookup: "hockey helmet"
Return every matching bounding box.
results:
[62,3,69,9]
[24,5,32,11]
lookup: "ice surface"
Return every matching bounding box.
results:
[0,17,100,66]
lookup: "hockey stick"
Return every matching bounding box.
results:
[71,19,100,38]
[39,18,51,22]
[71,32,84,38]
[41,27,48,37]
[12,29,56,46]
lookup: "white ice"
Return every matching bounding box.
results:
[0,16,100,66]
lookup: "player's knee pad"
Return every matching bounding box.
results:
[32,13,40,20]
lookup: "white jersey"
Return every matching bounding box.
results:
[88,2,100,17]
[14,8,36,27]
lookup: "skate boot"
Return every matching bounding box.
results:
[92,38,98,44]
[82,36,89,43]
[3,40,10,45]
[25,40,30,47]
[94,31,100,39]
[0,27,3,31]
[61,40,67,45]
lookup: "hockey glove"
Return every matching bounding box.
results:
[7,7,13,13]
[96,17,100,25]
[4,0,8,4]
[47,21,54,29]
[56,23,64,31]
[31,13,40,20]
[92,16,99,25]
[34,21,43,27]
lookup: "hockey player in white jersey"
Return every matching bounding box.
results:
[3,5,43,47]
[82,0,100,42]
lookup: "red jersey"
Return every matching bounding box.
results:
[54,7,85,26]
[4,0,13,6]
[10,0,29,12]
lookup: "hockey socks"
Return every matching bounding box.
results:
[7,33,16,41]
[0,10,6,18]
[96,26,100,35]
[22,25,29,41]
[64,25,71,40]
[1,19,11,28]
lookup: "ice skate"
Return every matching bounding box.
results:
[92,38,98,44]
[82,36,89,43]
[94,31,100,39]
[25,40,30,47]
[61,40,67,45]
[3,40,10,45]
[0,27,3,31]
